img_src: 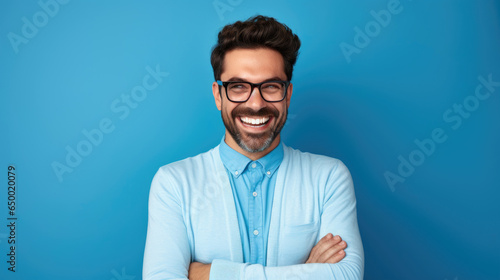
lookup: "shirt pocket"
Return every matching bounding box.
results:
[277,221,320,265]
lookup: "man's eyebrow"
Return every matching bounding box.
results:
[226,76,286,82]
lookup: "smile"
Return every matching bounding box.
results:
[239,116,270,127]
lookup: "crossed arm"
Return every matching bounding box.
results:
[188,233,348,280]
[144,161,363,280]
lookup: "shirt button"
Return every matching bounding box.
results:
[253,230,259,236]
[252,192,258,197]
[266,171,271,175]
[252,163,257,168]
[235,171,239,175]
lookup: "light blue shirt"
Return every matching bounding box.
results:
[143,144,364,279]
[219,138,283,266]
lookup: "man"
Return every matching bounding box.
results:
[143,15,364,280]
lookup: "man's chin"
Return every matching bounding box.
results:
[237,133,274,153]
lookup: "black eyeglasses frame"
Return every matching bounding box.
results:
[216,80,290,103]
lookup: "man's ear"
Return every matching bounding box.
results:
[212,81,222,111]
[286,83,293,109]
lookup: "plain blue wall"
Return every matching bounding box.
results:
[1,0,499,279]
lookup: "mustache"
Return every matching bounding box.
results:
[231,106,279,119]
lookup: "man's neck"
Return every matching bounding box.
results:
[224,131,280,161]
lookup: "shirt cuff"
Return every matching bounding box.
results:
[210,259,243,280]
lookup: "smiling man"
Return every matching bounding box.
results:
[143,15,364,280]
[214,47,289,160]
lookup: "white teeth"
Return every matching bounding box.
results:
[240,116,270,125]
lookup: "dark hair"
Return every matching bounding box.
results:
[210,15,301,81]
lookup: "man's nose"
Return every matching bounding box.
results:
[246,87,267,109]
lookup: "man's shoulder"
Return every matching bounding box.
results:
[157,145,220,175]
[284,145,344,167]
[148,146,223,200]
[282,145,353,195]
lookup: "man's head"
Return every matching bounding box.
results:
[211,15,301,158]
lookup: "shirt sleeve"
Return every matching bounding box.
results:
[143,168,191,280]
[209,159,364,280]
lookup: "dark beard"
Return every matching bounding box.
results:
[222,104,287,153]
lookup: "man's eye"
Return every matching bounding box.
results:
[262,83,282,90]
[229,83,249,90]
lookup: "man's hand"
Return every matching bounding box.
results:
[187,234,344,279]
[188,262,211,280]
[306,233,347,264]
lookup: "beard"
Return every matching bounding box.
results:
[221,104,287,153]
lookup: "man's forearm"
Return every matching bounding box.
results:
[203,234,357,280]
[209,259,363,280]
[188,262,211,280]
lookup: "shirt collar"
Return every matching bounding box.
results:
[219,136,284,178]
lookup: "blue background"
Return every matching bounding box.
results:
[1,0,499,279]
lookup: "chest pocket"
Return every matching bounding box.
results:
[277,221,320,265]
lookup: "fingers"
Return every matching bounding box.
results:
[306,233,347,264]
[306,233,336,263]
[319,238,347,263]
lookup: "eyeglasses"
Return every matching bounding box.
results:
[217,80,290,103]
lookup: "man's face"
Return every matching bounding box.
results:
[212,48,293,155]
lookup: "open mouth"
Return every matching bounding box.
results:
[239,116,271,128]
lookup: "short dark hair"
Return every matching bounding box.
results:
[210,15,301,81]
